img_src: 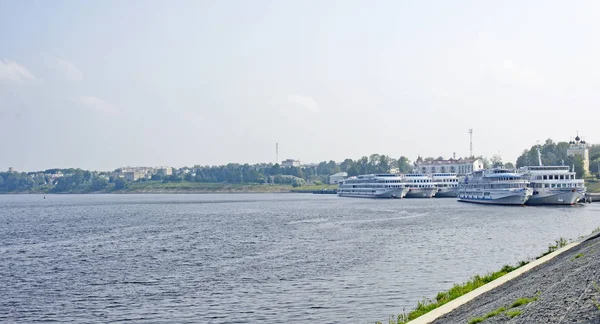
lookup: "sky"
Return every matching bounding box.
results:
[1,0,599,171]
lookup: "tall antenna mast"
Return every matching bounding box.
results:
[469,129,473,158]
[276,143,279,164]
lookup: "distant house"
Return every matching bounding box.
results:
[329,172,348,184]
[281,159,300,167]
[123,171,146,182]
[157,167,173,176]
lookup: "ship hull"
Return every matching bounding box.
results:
[458,194,529,205]
[526,190,585,205]
[392,188,410,199]
[404,188,438,198]
[458,191,531,205]
[338,190,395,198]
[435,188,458,198]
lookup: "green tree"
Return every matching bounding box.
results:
[397,156,412,174]
[565,155,585,178]
[91,178,109,191]
[504,162,515,169]
[339,159,354,172]
[591,158,600,175]
[347,165,359,176]
[291,177,306,187]
[114,178,128,190]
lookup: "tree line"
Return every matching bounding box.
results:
[153,154,413,184]
[516,139,600,178]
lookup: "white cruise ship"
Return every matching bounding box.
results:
[458,169,533,205]
[520,166,586,205]
[402,174,439,198]
[432,173,460,198]
[337,174,409,198]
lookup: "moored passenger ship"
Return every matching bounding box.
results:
[520,166,586,205]
[458,169,533,205]
[337,174,409,198]
[402,174,438,198]
[432,173,459,198]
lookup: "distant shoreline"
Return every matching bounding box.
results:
[0,183,339,195]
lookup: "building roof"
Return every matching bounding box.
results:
[416,158,479,166]
[330,172,348,177]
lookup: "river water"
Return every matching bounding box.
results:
[0,194,599,323]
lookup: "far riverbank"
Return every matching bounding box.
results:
[0,181,339,194]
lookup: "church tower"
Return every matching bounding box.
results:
[567,133,590,175]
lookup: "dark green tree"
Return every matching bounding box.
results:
[397,156,412,174]
[91,178,109,191]
[114,178,128,190]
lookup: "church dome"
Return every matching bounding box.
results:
[575,135,581,141]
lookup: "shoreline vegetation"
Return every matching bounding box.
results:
[379,230,600,324]
[0,181,340,194]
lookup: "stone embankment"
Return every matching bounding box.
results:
[425,233,600,323]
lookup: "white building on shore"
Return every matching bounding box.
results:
[567,134,590,175]
[414,158,484,175]
[281,159,300,167]
[329,172,348,184]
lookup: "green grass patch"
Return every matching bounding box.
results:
[290,184,338,192]
[593,282,600,312]
[510,296,536,308]
[574,253,584,259]
[483,306,506,319]
[467,317,484,324]
[537,237,569,259]
[586,180,600,193]
[505,309,522,318]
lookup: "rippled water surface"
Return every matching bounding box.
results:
[1,194,599,323]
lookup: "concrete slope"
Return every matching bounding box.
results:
[411,233,600,324]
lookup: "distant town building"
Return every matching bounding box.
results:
[414,158,484,175]
[567,134,590,175]
[329,172,348,184]
[8,167,14,173]
[157,167,173,176]
[123,171,146,182]
[281,159,300,167]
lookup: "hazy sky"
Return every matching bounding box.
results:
[1,0,599,171]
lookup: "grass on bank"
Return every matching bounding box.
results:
[383,238,571,324]
[593,282,600,312]
[586,180,600,193]
[468,294,537,323]
[387,263,524,324]
[505,309,522,318]
[120,181,338,193]
[290,184,338,192]
[122,181,293,193]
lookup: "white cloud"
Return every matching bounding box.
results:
[0,59,37,84]
[74,96,120,115]
[56,58,83,81]
[287,94,319,112]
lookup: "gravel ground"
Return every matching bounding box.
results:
[430,234,600,324]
